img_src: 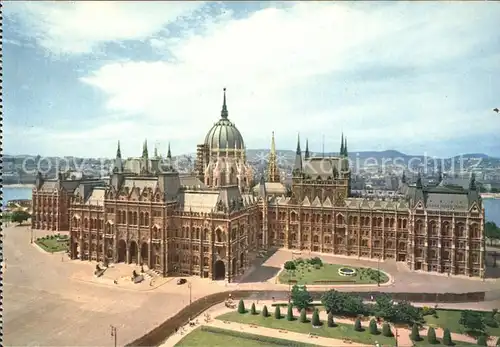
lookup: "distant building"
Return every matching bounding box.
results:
[31,89,486,279]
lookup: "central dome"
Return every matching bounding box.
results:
[204,88,245,151]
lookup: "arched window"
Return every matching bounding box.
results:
[144,212,150,226]
[140,212,144,226]
[337,214,344,225]
[127,211,132,224]
[216,229,223,243]
[133,212,138,225]
[84,218,89,229]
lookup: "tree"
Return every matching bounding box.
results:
[442,328,453,346]
[238,300,246,314]
[486,222,500,245]
[369,319,379,335]
[410,324,422,341]
[427,327,438,344]
[250,303,257,315]
[287,303,294,321]
[321,290,365,317]
[354,318,363,332]
[459,310,485,333]
[327,312,335,327]
[275,305,281,319]
[284,261,296,270]
[11,210,31,225]
[291,285,313,311]
[382,322,393,337]
[392,300,423,324]
[374,294,395,321]
[262,305,269,317]
[477,335,487,346]
[312,308,321,327]
[300,308,307,323]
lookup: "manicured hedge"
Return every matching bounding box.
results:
[200,326,316,347]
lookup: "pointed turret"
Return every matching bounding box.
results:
[259,174,267,198]
[167,142,172,160]
[293,133,302,174]
[340,133,344,156]
[142,139,149,159]
[437,166,443,184]
[113,140,123,173]
[221,87,228,119]
[416,173,423,189]
[305,139,310,159]
[344,137,348,158]
[402,171,407,184]
[469,172,477,191]
[267,131,280,183]
[154,144,159,159]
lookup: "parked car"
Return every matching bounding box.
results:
[177,278,187,285]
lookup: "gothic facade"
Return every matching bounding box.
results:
[31,89,486,280]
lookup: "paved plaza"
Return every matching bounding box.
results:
[3,225,500,346]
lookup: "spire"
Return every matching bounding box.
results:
[167,142,172,159]
[113,140,123,173]
[267,131,280,183]
[402,171,407,184]
[416,173,423,189]
[438,165,443,184]
[116,140,122,158]
[469,172,477,191]
[142,139,148,158]
[344,137,348,158]
[305,139,310,159]
[340,133,344,156]
[293,133,303,174]
[221,87,228,119]
[296,133,302,155]
[154,144,159,158]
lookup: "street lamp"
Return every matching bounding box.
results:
[288,252,295,302]
[110,325,117,347]
[188,281,192,306]
[30,227,33,244]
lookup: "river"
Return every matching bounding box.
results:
[3,186,500,225]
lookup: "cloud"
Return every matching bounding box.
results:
[6,2,500,157]
[4,1,205,55]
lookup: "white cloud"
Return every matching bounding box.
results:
[5,1,205,54]
[7,2,500,157]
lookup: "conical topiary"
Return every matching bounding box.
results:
[327,312,335,327]
[442,328,453,346]
[369,318,379,335]
[287,303,294,321]
[275,305,281,319]
[496,336,500,346]
[427,327,438,344]
[238,299,246,314]
[262,305,269,317]
[354,318,363,332]
[382,322,393,337]
[410,324,421,341]
[250,303,257,315]
[312,308,321,327]
[477,335,487,346]
[300,308,307,323]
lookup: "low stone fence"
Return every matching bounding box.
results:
[125,289,486,346]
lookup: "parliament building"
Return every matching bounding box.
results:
[31,89,486,280]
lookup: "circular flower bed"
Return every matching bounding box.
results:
[338,267,357,277]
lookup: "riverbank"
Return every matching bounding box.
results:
[4,184,34,188]
[482,193,500,199]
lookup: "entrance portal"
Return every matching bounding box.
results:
[129,241,138,264]
[71,242,78,259]
[214,260,225,280]
[141,242,148,265]
[117,240,126,263]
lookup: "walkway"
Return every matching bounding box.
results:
[161,299,499,347]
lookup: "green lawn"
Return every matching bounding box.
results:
[35,235,69,253]
[176,326,318,347]
[218,310,396,346]
[278,263,389,285]
[424,310,500,337]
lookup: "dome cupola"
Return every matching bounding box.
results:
[204,88,245,151]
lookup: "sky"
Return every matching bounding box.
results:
[4,1,500,159]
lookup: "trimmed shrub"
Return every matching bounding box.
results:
[287,303,294,321]
[382,322,393,337]
[238,300,246,314]
[477,335,487,346]
[312,308,321,327]
[442,328,453,346]
[275,306,281,319]
[485,315,499,328]
[410,324,422,341]
[477,335,488,346]
[299,308,307,323]
[369,319,379,335]
[354,318,363,332]
[495,336,500,346]
[250,303,257,315]
[427,327,438,344]
[262,305,269,317]
[284,261,296,270]
[327,312,335,327]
